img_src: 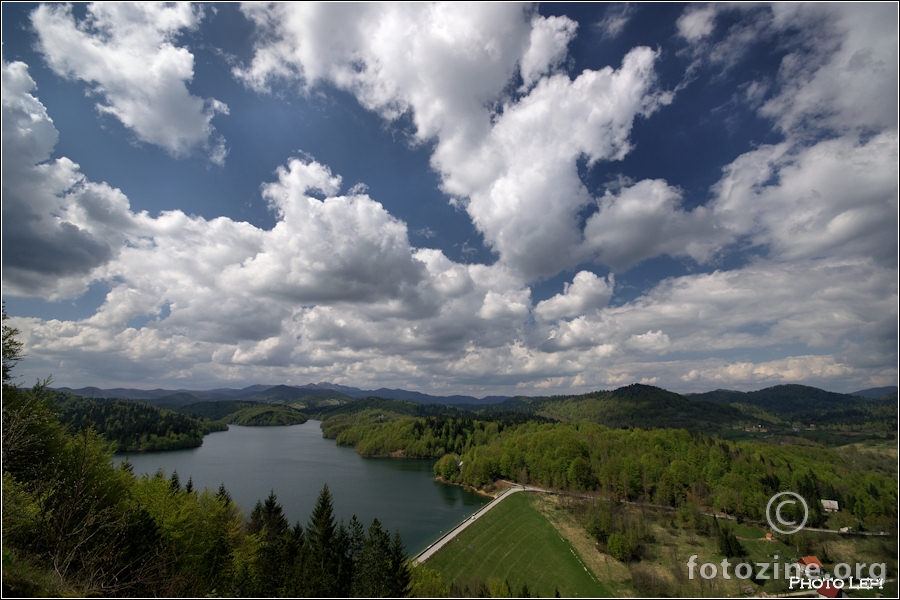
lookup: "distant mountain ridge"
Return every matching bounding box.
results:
[851,386,899,399]
[51,382,896,409]
[690,384,897,415]
[50,381,896,443]
[54,382,897,407]
[52,382,500,406]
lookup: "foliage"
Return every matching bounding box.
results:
[1,318,410,597]
[52,394,227,451]
[1,305,23,384]
[714,520,747,558]
[225,403,308,426]
[178,399,263,420]
[323,406,897,532]
[693,384,898,432]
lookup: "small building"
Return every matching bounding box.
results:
[817,580,846,598]
[821,499,839,512]
[798,556,824,570]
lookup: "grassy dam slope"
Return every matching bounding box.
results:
[425,491,612,597]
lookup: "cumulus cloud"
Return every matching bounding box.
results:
[1,59,138,298]
[236,2,530,142]
[456,46,673,279]
[519,14,578,89]
[3,3,895,396]
[626,330,671,354]
[583,179,722,271]
[711,134,898,267]
[236,157,429,306]
[535,271,614,322]
[236,3,675,281]
[30,2,229,164]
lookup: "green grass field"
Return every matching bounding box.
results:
[424,492,613,597]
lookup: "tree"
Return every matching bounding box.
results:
[2,305,23,384]
[354,518,391,597]
[248,490,289,539]
[715,521,746,558]
[305,484,339,596]
[408,564,447,597]
[388,530,411,597]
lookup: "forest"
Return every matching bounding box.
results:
[1,313,409,597]
[51,394,228,451]
[48,395,311,452]
[322,408,897,534]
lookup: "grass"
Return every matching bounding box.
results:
[421,491,897,598]
[424,492,614,597]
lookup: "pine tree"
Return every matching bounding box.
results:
[305,484,339,596]
[169,470,181,493]
[216,482,232,506]
[355,518,391,597]
[388,529,411,598]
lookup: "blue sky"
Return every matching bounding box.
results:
[2,2,897,396]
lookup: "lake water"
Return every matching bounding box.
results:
[113,421,488,554]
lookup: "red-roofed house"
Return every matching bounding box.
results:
[817,580,846,598]
[798,556,824,570]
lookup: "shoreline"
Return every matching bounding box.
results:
[433,475,514,499]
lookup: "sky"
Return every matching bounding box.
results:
[1,2,897,397]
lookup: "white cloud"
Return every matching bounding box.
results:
[457,46,673,279]
[595,4,634,39]
[236,2,531,143]
[626,330,671,354]
[681,356,856,389]
[676,3,898,138]
[535,271,614,322]
[676,5,717,42]
[1,59,138,298]
[236,157,428,306]
[30,2,229,164]
[712,133,898,267]
[762,3,898,136]
[478,288,531,321]
[583,178,722,271]
[0,60,59,168]
[236,4,674,281]
[3,4,895,397]
[519,14,578,89]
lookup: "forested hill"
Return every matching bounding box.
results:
[490,384,764,434]
[50,382,897,438]
[51,394,227,452]
[690,384,897,428]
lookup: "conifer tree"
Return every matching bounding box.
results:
[388,529,411,597]
[305,484,339,596]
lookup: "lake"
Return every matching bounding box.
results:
[113,421,489,554]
